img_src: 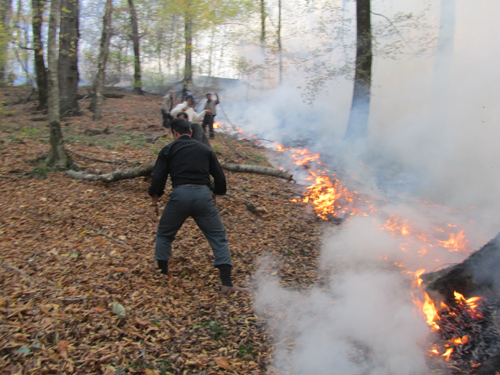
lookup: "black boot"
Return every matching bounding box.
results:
[157,260,169,275]
[215,264,233,287]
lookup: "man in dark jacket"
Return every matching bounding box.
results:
[148,118,245,295]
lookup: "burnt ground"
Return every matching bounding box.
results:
[0,87,326,374]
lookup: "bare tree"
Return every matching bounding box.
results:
[260,0,265,53]
[260,0,265,86]
[31,0,48,110]
[46,0,75,169]
[91,0,113,121]
[58,0,79,116]
[0,0,12,85]
[127,0,142,95]
[343,0,372,144]
[183,2,193,97]
[277,0,282,85]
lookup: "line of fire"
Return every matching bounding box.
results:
[218,123,500,375]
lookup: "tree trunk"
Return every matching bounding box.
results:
[343,0,372,144]
[127,0,142,95]
[260,0,265,53]
[277,0,282,85]
[65,162,293,183]
[58,0,79,116]
[0,0,12,85]
[260,0,265,87]
[91,0,113,121]
[183,6,193,97]
[46,0,74,170]
[31,0,48,110]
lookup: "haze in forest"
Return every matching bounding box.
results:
[3,0,500,373]
[243,1,500,374]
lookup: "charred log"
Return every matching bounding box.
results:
[475,352,500,375]
[424,233,500,304]
[65,162,293,183]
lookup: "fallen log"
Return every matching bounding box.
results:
[221,163,293,181]
[423,232,500,303]
[65,161,155,182]
[76,93,125,99]
[64,161,293,183]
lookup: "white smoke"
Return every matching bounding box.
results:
[218,0,500,373]
[256,267,429,375]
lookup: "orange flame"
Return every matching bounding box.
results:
[291,148,320,167]
[302,173,346,220]
[454,292,482,311]
[451,335,468,345]
[213,122,219,129]
[380,216,412,236]
[411,269,440,331]
[442,348,453,361]
[436,230,468,252]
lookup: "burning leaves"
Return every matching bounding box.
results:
[412,270,500,374]
[380,216,470,256]
[274,141,471,262]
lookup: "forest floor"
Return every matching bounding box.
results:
[0,87,325,374]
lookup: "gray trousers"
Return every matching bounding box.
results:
[155,184,232,266]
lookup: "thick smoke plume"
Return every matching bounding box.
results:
[218,0,500,373]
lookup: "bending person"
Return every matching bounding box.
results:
[148,118,246,295]
[175,112,210,147]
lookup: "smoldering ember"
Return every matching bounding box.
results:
[2,0,500,374]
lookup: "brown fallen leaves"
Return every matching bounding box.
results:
[0,87,324,374]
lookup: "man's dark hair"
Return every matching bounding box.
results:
[176,112,188,119]
[170,118,192,135]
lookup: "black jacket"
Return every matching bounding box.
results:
[148,135,226,197]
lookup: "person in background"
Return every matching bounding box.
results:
[161,90,175,129]
[171,94,209,123]
[202,92,220,139]
[149,118,246,295]
[173,100,211,147]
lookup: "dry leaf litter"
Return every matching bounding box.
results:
[0,87,325,374]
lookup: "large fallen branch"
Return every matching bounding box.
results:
[64,161,293,183]
[221,163,293,181]
[76,93,125,99]
[65,161,155,182]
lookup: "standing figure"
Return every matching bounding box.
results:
[161,90,175,129]
[202,92,220,139]
[171,94,211,147]
[171,94,208,122]
[148,118,246,295]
